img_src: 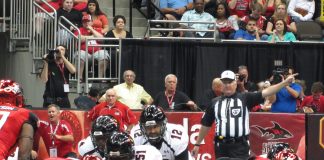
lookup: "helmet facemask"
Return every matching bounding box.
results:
[105,131,134,160]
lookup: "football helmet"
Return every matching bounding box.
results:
[105,131,134,160]
[91,115,119,155]
[139,105,167,144]
[267,143,297,160]
[0,79,24,107]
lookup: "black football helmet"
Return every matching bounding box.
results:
[91,115,119,156]
[105,131,134,160]
[139,105,167,144]
[267,143,295,159]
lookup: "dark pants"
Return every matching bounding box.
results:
[43,96,71,108]
[214,136,250,160]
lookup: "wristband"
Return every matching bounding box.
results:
[194,144,200,146]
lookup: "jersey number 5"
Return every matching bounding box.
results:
[0,111,10,130]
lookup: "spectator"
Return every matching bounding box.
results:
[99,70,153,110]
[36,104,76,158]
[191,70,298,159]
[199,78,223,110]
[252,80,273,111]
[295,79,306,109]
[88,88,137,133]
[78,115,119,158]
[74,87,100,110]
[214,2,239,39]
[241,3,268,40]
[268,19,296,43]
[83,0,109,35]
[271,67,302,113]
[35,0,62,12]
[74,14,109,80]
[105,15,134,38]
[0,80,38,159]
[180,0,215,38]
[227,0,251,18]
[73,0,88,11]
[130,105,189,160]
[234,17,261,40]
[287,0,315,22]
[301,81,324,113]
[40,45,76,108]
[154,74,198,111]
[236,65,258,92]
[259,0,282,18]
[57,0,83,34]
[266,3,297,34]
[160,0,194,20]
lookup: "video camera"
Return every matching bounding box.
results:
[271,67,289,84]
[238,74,246,81]
[45,49,60,61]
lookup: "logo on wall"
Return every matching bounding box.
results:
[252,121,293,140]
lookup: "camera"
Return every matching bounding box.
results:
[271,67,288,84]
[45,49,60,61]
[238,74,246,81]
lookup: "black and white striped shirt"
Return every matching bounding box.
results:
[201,92,263,137]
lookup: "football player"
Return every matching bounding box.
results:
[78,115,119,159]
[105,131,162,160]
[0,79,38,159]
[130,105,190,160]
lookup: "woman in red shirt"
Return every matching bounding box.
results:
[83,0,109,35]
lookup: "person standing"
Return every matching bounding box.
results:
[199,77,223,110]
[99,70,153,110]
[191,70,298,159]
[36,104,76,158]
[40,45,76,108]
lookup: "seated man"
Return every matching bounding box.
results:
[74,87,100,110]
[301,81,324,113]
[234,17,260,40]
[74,14,109,81]
[160,0,193,20]
[154,74,198,111]
[180,0,215,38]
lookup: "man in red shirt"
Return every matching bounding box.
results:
[88,88,137,133]
[74,14,109,81]
[36,104,76,158]
[301,81,324,113]
[0,79,38,159]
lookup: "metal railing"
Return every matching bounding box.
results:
[147,20,219,42]
[10,0,32,40]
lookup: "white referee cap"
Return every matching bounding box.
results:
[221,70,236,81]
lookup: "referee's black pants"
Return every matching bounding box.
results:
[214,136,250,160]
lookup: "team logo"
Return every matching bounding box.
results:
[252,121,293,140]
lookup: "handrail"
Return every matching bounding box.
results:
[147,19,219,42]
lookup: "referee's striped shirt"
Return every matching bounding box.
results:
[201,92,264,138]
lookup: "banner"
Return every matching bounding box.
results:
[307,114,324,160]
[32,110,306,160]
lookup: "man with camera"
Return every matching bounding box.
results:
[40,45,76,108]
[236,65,258,93]
[271,67,302,113]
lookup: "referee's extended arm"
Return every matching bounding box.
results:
[191,125,211,158]
[261,73,298,97]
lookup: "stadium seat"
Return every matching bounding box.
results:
[296,21,323,41]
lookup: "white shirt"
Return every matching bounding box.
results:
[130,123,189,160]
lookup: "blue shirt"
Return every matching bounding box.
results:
[180,10,215,36]
[271,83,302,113]
[160,0,193,9]
[234,29,256,40]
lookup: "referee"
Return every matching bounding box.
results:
[191,70,298,159]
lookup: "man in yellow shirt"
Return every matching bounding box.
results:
[99,70,153,109]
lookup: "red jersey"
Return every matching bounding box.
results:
[38,120,74,158]
[301,95,324,113]
[227,0,251,17]
[74,27,102,54]
[88,101,137,130]
[0,105,38,159]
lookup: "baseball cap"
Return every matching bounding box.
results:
[220,70,236,81]
[82,14,91,22]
